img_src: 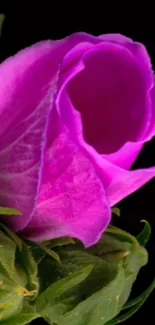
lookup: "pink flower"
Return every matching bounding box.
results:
[0,33,155,246]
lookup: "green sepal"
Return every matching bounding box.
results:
[106,276,155,324]
[16,243,39,301]
[30,237,75,265]
[36,226,147,325]
[0,229,16,279]
[0,264,27,321]
[0,304,40,325]
[105,225,140,251]
[104,226,148,309]
[137,220,151,247]
[52,265,125,325]
[0,222,151,325]
[0,207,22,216]
[37,243,61,263]
[0,226,39,323]
[0,223,23,251]
[0,15,5,36]
[46,237,75,248]
[36,265,93,324]
[112,207,120,217]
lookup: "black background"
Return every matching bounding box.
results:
[0,3,154,324]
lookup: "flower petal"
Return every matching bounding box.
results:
[143,80,155,140]
[61,42,150,154]
[68,140,155,208]
[103,142,143,169]
[98,34,154,164]
[0,33,101,231]
[0,42,59,231]
[99,33,153,89]
[23,132,111,247]
[106,163,155,206]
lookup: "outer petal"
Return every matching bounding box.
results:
[0,42,58,231]
[23,132,111,247]
[106,164,155,207]
[0,33,98,231]
[74,143,155,207]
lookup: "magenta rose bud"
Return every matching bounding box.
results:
[0,33,155,247]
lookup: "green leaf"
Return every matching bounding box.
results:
[36,265,93,323]
[0,207,22,216]
[55,266,125,325]
[137,220,151,247]
[0,14,5,36]
[36,226,148,325]
[0,265,27,322]
[117,244,148,309]
[0,230,16,278]
[123,275,155,310]
[0,304,40,325]
[88,233,130,257]
[0,287,24,322]
[38,246,117,294]
[37,249,124,325]
[89,229,147,309]
[30,246,46,264]
[112,207,120,217]
[48,237,75,248]
[106,226,139,251]
[56,239,147,325]
[56,249,118,295]
[17,243,39,301]
[0,229,41,322]
[37,264,93,306]
[107,277,155,324]
[38,244,60,263]
[0,223,23,251]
